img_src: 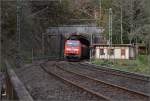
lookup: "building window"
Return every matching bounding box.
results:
[100,49,105,55]
[121,49,125,56]
[108,49,114,55]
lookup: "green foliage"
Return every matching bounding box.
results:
[92,59,113,66]
[137,55,148,65]
[111,0,150,45]
[101,0,112,9]
[92,55,150,75]
[2,0,150,66]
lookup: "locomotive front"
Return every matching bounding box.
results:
[64,40,81,59]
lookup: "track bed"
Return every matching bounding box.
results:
[14,60,149,101]
[15,61,102,101]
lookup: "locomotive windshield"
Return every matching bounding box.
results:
[66,40,80,46]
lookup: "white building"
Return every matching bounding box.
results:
[93,44,135,60]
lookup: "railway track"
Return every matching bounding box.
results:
[65,62,150,95]
[42,61,150,101]
[40,63,109,101]
[81,62,150,81]
[16,62,102,101]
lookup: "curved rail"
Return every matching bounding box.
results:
[56,64,150,98]
[40,63,111,101]
[41,62,149,101]
[80,62,150,81]
[68,62,149,95]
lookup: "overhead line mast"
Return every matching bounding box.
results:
[16,0,22,67]
[99,0,102,24]
[121,1,123,44]
[109,8,112,46]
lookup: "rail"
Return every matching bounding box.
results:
[4,60,33,101]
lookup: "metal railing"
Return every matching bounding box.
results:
[3,60,33,101]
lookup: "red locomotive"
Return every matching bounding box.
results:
[64,35,90,60]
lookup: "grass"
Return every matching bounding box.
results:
[91,55,150,75]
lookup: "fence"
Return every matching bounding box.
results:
[3,60,33,101]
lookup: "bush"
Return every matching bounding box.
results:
[137,55,148,65]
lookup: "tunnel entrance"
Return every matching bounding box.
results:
[46,25,103,60]
[68,35,90,46]
[67,35,90,59]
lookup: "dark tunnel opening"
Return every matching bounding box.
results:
[67,35,90,60]
[68,35,90,46]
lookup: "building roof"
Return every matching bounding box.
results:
[135,43,146,48]
[93,44,135,47]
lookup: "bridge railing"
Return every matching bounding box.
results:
[4,60,33,101]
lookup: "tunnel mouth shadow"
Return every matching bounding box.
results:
[67,34,90,60]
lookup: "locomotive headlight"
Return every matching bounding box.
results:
[74,49,79,51]
[66,48,71,51]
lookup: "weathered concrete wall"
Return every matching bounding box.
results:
[46,25,103,34]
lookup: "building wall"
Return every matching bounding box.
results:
[95,46,134,59]
[129,48,136,59]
